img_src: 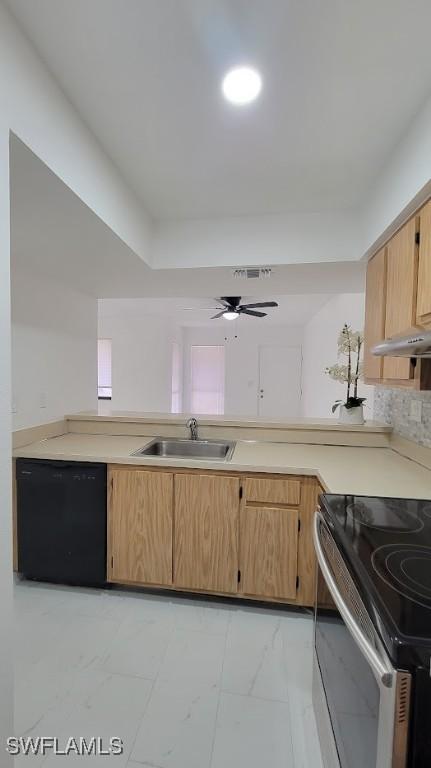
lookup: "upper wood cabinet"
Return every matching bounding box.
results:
[174,473,240,593]
[383,217,418,381]
[364,247,386,380]
[109,469,173,585]
[240,505,299,600]
[364,214,427,386]
[417,200,431,326]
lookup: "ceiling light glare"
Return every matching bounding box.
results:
[223,310,239,320]
[222,66,262,105]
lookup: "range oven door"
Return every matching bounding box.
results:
[313,510,411,768]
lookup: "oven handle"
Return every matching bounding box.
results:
[314,510,394,689]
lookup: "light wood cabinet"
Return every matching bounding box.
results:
[240,505,299,600]
[174,473,240,593]
[364,247,386,381]
[383,217,418,381]
[107,466,318,607]
[109,468,173,585]
[244,476,301,506]
[417,200,431,326]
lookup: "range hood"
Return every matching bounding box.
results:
[372,331,431,358]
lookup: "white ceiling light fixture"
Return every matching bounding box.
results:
[222,66,262,105]
[223,310,239,320]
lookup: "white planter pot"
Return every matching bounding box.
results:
[338,404,364,425]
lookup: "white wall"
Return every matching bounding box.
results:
[361,92,431,256]
[98,300,176,413]
[152,210,360,269]
[301,293,374,420]
[11,268,97,430]
[182,324,303,417]
[0,1,156,743]
[0,2,151,264]
[0,125,12,764]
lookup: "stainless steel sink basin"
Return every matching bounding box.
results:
[132,437,236,461]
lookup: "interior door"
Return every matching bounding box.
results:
[258,345,302,417]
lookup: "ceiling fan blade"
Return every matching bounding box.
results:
[239,301,278,309]
[211,311,227,319]
[181,307,221,311]
[217,298,232,308]
[220,296,241,308]
[240,309,267,318]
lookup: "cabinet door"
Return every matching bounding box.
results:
[417,200,431,325]
[383,217,418,380]
[240,505,299,600]
[364,248,386,380]
[109,469,173,585]
[174,474,239,593]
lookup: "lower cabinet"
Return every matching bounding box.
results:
[240,505,299,600]
[174,473,240,593]
[107,466,318,607]
[109,468,173,586]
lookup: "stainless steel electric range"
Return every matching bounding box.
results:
[313,494,431,768]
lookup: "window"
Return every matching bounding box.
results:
[190,345,225,415]
[98,339,112,399]
[171,342,182,413]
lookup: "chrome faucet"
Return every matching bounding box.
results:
[187,417,198,440]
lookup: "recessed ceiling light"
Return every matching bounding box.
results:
[223,310,239,320]
[222,66,262,105]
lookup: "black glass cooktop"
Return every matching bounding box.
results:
[320,494,431,667]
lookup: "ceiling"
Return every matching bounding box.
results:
[98,295,332,327]
[8,0,431,220]
[10,135,366,299]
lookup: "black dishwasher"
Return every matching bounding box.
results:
[17,459,107,587]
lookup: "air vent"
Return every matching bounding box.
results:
[396,674,410,725]
[233,268,272,279]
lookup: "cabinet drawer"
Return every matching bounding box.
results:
[244,477,301,505]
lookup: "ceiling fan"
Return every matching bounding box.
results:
[211,296,278,320]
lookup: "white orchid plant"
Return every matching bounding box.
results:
[325,324,366,414]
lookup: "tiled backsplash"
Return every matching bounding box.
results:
[373,388,431,448]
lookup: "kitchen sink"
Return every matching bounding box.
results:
[132,437,236,461]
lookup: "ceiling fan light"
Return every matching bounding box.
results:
[223,310,239,320]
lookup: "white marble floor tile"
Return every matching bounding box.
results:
[14,582,323,768]
[289,689,324,768]
[41,671,153,767]
[158,629,226,687]
[131,679,219,768]
[284,639,314,700]
[14,611,68,669]
[101,615,174,680]
[281,612,314,648]
[173,599,232,636]
[211,692,294,768]
[221,608,289,701]
[13,580,69,616]
[44,614,122,676]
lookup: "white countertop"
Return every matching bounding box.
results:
[66,410,391,433]
[14,433,431,500]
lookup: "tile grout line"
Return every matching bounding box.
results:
[208,609,232,768]
[281,633,300,767]
[126,605,177,765]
